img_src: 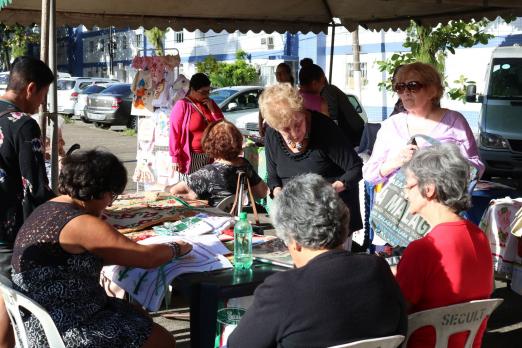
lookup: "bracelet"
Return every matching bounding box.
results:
[166,241,181,258]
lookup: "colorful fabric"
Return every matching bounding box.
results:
[362,110,484,184]
[480,197,522,295]
[0,100,55,244]
[102,234,232,311]
[169,97,224,174]
[153,213,233,237]
[12,201,152,348]
[396,220,493,348]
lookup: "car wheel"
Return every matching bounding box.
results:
[126,115,137,130]
[94,122,110,129]
[80,116,92,124]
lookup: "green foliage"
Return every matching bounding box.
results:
[145,27,166,56]
[377,18,495,100]
[0,23,40,70]
[195,50,258,87]
[447,75,476,101]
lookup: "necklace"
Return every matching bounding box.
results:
[286,131,310,151]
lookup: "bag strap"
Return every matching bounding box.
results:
[408,133,441,146]
[184,97,210,124]
[229,171,259,224]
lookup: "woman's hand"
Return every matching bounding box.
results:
[331,180,346,192]
[175,240,193,257]
[378,144,418,178]
[272,187,282,197]
[202,98,215,113]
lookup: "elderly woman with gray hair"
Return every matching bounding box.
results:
[228,174,407,348]
[396,143,493,348]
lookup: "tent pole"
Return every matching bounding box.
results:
[49,0,58,191]
[328,23,335,83]
[38,0,50,156]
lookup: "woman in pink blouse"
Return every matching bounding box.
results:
[362,62,483,184]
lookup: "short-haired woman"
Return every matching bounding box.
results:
[169,72,224,176]
[168,120,268,206]
[228,174,407,347]
[363,62,483,184]
[11,149,191,348]
[396,143,493,348]
[260,83,363,232]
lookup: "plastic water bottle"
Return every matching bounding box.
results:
[234,212,253,269]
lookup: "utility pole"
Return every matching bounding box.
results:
[351,28,362,99]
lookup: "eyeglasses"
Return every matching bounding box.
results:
[196,88,210,95]
[403,182,418,193]
[394,81,424,94]
[111,192,119,203]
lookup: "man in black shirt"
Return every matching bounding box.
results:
[0,56,55,347]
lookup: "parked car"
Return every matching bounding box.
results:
[212,86,369,137]
[85,83,134,129]
[74,83,115,123]
[210,86,264,132]
[0,71,71,96]
[56,77,118,115]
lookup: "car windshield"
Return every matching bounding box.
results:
[210,89,238,104]
[101,84,131,95]
[81,85,106,94]
[57,80,75,90]
[0,74,9,85]
[488,58,522,98]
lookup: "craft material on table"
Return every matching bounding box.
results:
[102,234,232,311]
[251,238,293,268]
[153,213,233,237]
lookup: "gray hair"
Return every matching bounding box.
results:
[404,143,471,212]
[272,173,350,249]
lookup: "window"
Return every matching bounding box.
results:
[122,35,128,50]
[78,82,92,90]
[89,41,95,54]
[346,62,368,90]
[175,31,184,43]
[100,39,105,52]
[136,34,143,48]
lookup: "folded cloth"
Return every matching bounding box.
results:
[153,213,233,237]
[102,235,232,311]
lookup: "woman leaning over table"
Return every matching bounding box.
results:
[396,144,493,348]
[169,73,224,177]
[362,62,483,184]
[228,174,407,347]
[260,83,363,232]
[11,149,191,348]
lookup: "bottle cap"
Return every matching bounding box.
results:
[239,212,248,220]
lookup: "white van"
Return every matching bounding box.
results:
[466,46,522,180]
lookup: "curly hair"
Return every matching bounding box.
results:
[404,143,471,213]
[259,83,304,130]
[201,120,243,161]
[272,173,350,249]
[395,62,444,105]
[58,149,127,201]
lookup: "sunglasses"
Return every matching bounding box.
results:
[394,81,424,94]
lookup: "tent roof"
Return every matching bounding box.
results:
[1,0,522,33]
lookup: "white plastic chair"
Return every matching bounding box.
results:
[329,335,405,348]
[405,298,503,348]
[0,276,65,348]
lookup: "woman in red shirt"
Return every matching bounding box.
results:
[169,73,224,176]
[396,143,493,348]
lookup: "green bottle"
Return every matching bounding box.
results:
[234,212,253,269]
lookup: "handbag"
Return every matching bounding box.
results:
[369,134,439,247]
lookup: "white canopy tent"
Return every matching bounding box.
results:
[1,0,521,189]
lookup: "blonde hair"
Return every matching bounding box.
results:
[396,62,444,105]
[259,83,304,130]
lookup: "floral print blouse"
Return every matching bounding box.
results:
[0,100,54,244]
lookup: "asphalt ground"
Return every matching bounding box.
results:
[62,120,522,347]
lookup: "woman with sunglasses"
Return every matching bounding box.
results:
[169,73,224,177]
[11,149,191,348]
[362,62,483,184]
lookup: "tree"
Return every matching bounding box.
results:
[377,19,496,101]
[0,23,39,70]
[145,27,166,56]
[195,50,258,87]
